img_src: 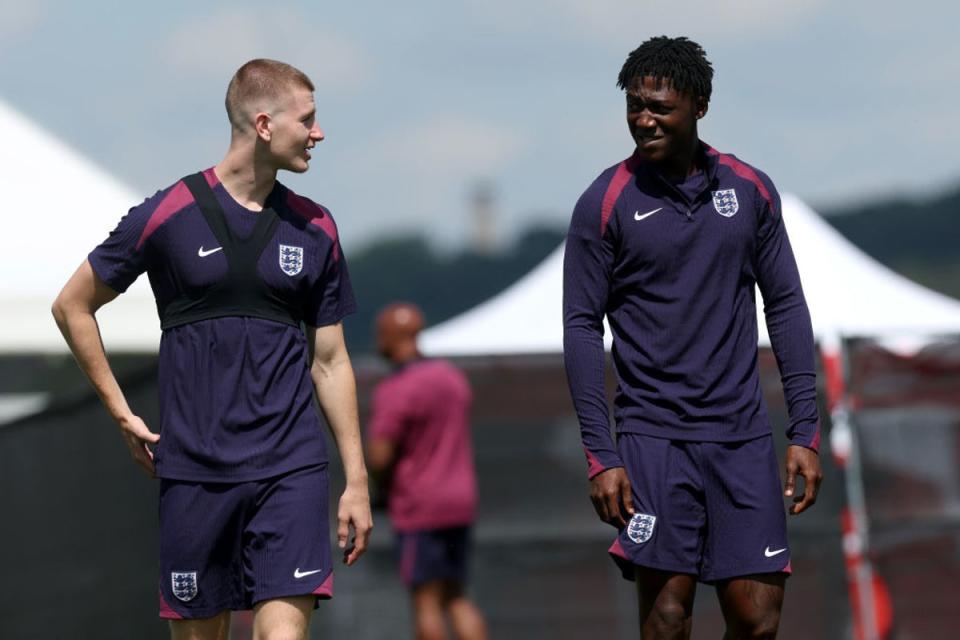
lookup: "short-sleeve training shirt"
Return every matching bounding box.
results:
[368,359,478,532]
[89,168,356,481]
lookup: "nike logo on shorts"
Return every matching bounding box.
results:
[294,568,323,579]
[764,546,787,558]
[198,246,223,257]
[634,208,663,221]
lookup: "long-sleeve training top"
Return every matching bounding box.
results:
[563,142,820,479]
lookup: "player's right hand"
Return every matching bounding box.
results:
[590,467,635,529]
[337,484,373,566]
[117,414,160,477]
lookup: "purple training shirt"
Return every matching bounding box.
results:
[368,359,478,532]
[89,167,356,481]
[563,142,820,479]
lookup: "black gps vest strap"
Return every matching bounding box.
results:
[158,173,303,330]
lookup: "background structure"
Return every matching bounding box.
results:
[2,3,959,638]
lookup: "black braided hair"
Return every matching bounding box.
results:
[617,36,713,102]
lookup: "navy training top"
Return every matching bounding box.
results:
[89,167,356,481]
[563,142,820,479]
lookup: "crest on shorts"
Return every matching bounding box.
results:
[712,189,739,217]
[279,244,304,276]
[171,571,198,602]
[626,513,657,544]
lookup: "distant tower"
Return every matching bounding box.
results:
[469,179,497,255]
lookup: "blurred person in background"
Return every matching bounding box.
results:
[563,36,822,639]
[52,58,371,639]
[367,303,487,640]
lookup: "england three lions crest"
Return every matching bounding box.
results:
[712,189,739,217]
[279,244,304,276]
[171,571,198,602]
[626,513,657,544]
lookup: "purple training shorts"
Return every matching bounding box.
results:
[609,433,791,583]
[158,464,333,619]
[394,526,472,589]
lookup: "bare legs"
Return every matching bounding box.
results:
[716,574,784,639]
[168,596,314,640]
[412,580,487,640]
[636,568,697,639]
[634,568,785,639]
[169,612,230,640]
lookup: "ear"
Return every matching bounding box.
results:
[254,112,272,142]
[695,97,708,120]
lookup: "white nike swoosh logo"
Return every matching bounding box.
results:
[198,246,223,257]
[634,208,663,221]
[294,568,323,579]
[764,546,787,557]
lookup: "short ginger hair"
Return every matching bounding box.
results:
[225,59,315,131]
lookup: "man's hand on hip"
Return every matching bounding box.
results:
[117,414,160,477]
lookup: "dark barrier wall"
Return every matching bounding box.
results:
[0,359,167,639]
[2,354,854,639]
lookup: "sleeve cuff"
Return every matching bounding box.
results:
[788,420,821,453]
[585,447,624,480]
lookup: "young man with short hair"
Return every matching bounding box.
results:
[563,37,822,639]
[52,58,372,639]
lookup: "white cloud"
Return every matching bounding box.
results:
[161,7,370,94]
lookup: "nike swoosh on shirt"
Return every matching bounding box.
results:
[764,546,787,558]
[198,246,223,257]
[294,568,323,579]
[634,208,663,221]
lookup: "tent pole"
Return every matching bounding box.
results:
[825,335,881,640]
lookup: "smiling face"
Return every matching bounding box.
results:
[261,86,324,173]
[626,75,707,178]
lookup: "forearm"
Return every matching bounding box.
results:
[52,303,133,424]
[563,183,622,478]
[312,356,368,487]
[563,325,623,477]
[767,304,819,449]
[758,217,820,449]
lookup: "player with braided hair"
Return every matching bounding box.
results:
[564,36,822,638]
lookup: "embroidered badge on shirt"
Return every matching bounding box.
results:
[712,189,739,217]
[279,244,304,276]
[171,571,198,602]
[626,513,657,544]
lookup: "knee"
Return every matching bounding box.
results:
[415,614,447,640]
[727,610,781,639]
[646,600,692,636]
[256,627,307,640]
[254,625,307,640]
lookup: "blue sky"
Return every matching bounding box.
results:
[1,1,957,249]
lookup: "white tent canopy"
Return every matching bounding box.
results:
[3,98,958,357]
[0,100,161,353]
[421,194,960,356]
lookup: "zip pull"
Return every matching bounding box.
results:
[685,208,693,220]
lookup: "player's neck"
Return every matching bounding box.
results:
[391,345,422,366]
[658,137,702,183]
[214,151,277,212]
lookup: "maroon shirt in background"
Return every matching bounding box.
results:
[368,359,478,532]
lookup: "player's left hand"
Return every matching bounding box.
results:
[784,445,822,515]
[337,483,372,566]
